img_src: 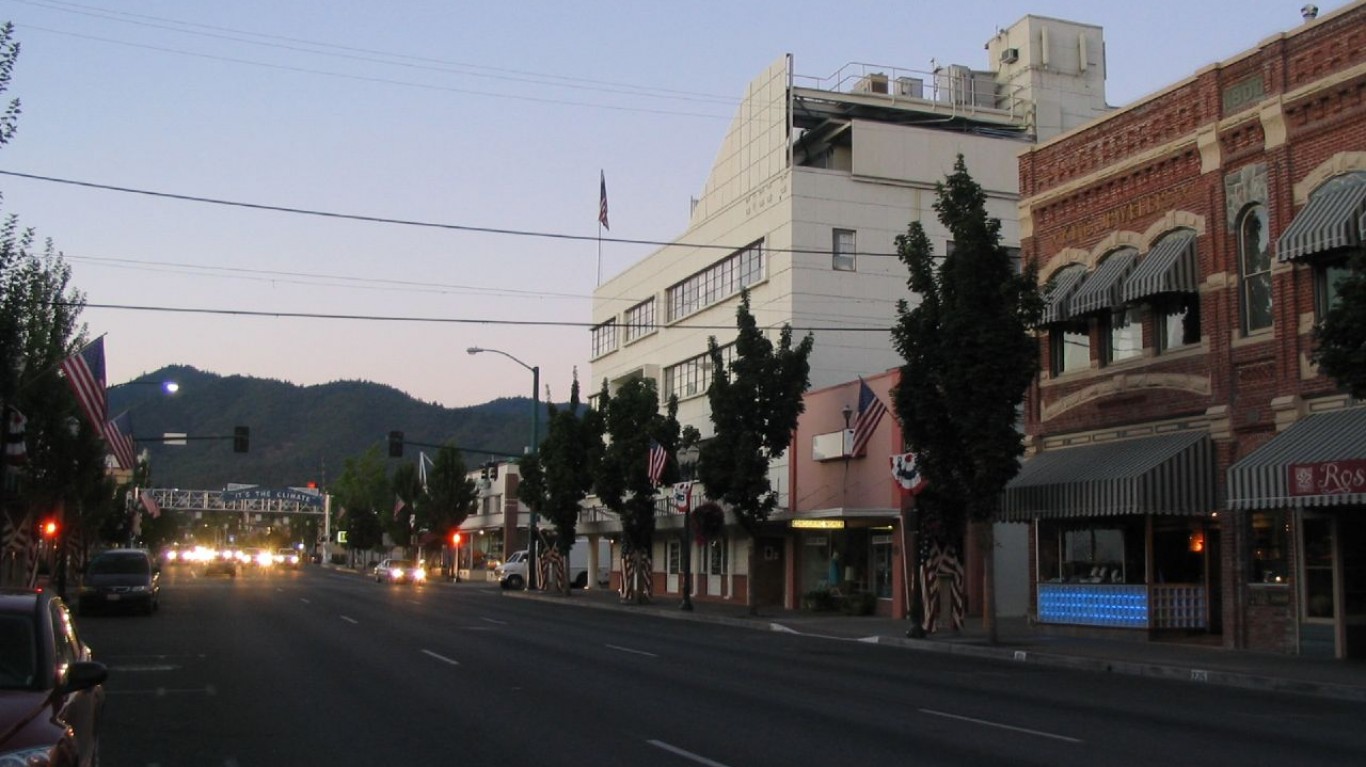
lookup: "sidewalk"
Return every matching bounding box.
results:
[487,581,1366,703]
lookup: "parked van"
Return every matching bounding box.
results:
[495,539,610,590]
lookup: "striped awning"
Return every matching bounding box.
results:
[1122,231,1199,302]
[1275,182,1366,262]
[999,431,1215,521]
[1226,407,1366,510]
[1069,250,1137,316]
[1039,268,1087,325]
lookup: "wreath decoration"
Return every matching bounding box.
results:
[692,501,725,542]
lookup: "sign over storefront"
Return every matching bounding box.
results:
[1288,460,1366,498]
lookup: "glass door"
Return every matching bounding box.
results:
[1300,515,1340,658]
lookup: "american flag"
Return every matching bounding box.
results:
[850,377,888,457]
[598,170,609,230]
[59,336,108,434]
[646,439,667,485]
[104,411,137,471]
[393,495,406,521]
[3,406,26,465]
[140,489,161,519]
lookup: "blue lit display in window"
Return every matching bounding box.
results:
[1038,584,1149,628]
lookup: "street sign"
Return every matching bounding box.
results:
[163,432,188,446]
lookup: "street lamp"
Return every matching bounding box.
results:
[467,346,540,591]
[677,444,700,611]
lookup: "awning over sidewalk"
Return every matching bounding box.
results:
[1226,406,1366,510]
[1122,231,1199,302]
[1275,181,1366,262]
[999,430,1214,521]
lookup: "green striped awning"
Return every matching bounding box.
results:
[1039,268,1087,325]
[1069,250,1137,316]
[1276,183,1366,262]
[1226,407,1366,510]
[999,431,1215,521]
[1122,231,1198,302]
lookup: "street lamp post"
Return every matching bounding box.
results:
[467,346,539,591]
[677,444,700,611]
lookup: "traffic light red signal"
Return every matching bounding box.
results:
[451,532,462,547]
[39,519,58,538]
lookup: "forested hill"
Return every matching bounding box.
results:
[108,366,544,490]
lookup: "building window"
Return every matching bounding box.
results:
[667,539,681,575]
[623,298,656,343]
[667,241,765,321]
[708,537,728,575]
[1156,294,1201,352]
[833,229,856,271]
[663,344,736,400]
[1251,510,1288,585]
[1239,204,1272,333]
[1315,259,1351,320]
[591,320,618,358]
[1105,306,1142,364]
[1049,319,1090,376]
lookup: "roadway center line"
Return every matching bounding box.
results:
[299,597,311,604]
[339,615,359,624]
[647,739,733,767]
[918,708,1082,744]
[605,644,658,658]
[480,617,508,625]
[421,649,460,666]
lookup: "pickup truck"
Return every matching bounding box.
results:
[495,539,610,590]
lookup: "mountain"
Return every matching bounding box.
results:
[109,366,542,490]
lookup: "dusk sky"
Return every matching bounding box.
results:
[0,0,1348,408]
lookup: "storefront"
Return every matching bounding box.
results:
[1001,430,1217,633]
[791,519,897,611]
[1227,405,1366,659]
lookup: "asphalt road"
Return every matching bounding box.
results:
[75,565,1366,767]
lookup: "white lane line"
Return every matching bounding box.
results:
[919,708,1082,744]
[481,617,508,625]
[107,664,180,672]
[647,740,733,767]
[422,649,460,666]
[300,597,311,604]
[605,644,658,658]
[340,615,359,624]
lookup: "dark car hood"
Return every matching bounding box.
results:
[0,689,62,756]
[85,574,150,588]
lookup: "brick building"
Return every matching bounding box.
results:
[1006,2,1366,657]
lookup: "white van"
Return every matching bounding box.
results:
[495,539,610,590]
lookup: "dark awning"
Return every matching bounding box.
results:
[999,431,1215,521]
[1226,406,1366,510]
[1275,183,1366,262]
[1039,268,1087,325]
[1122,231,1198,302]
[1069,250,1137,316]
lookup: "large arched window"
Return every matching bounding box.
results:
[1239,203,1272,333]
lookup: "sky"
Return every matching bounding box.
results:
[0,0,1352,408]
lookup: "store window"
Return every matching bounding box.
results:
[1156,294,1201,352]
[1049,319,1090,376]
[1239,203,1273,333]
[1104,306,1143,364]
[1037,520,1143,584]
[872,535,893,599]
[1251,510,1288,585]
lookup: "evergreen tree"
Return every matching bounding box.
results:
[333,447,388,563]
[594,377,679,602]
[1313,249,1366,397]
[697,289,813,614]
[423,443,477,568]
[390,460,422,552]
[518,375,602,594]
[890,154,1043,641]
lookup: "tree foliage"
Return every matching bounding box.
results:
[517,375,602,594]
[890,154,1042,640]
[422,444,477,543]
[1312,249,1366,398]
[332,447,388,555]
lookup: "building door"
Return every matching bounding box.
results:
[1298,512,1366,659]
[753,537,785,606]
[1341,511,1366,658]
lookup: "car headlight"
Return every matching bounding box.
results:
[412,569,426,581]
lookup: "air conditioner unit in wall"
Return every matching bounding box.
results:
[1000,47,1019,64]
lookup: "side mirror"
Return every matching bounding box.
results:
[60,661,108,694]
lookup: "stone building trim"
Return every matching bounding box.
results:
[1040,371,1212,422]
[1293,152,1366,204]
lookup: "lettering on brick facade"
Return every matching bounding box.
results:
[1223,76,1265,114]
[1054,187,1187,245]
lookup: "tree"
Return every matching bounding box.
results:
[390,459,422,552]
[696,289,813,615]
[518,375,602,594]
[890,154,1043,642]
[332,447,388,562]
[422,443,477,570]
[594,376,680,603]
[1313,249,1366,397]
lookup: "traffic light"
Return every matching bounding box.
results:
[40,518,58,539]
[388,430,404,458]
[480,464,489,480]
[451,531,462,547]
[488,462,498,481]
[233,426,249,453]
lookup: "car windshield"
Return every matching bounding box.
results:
[0,615,36,689]
[390,561,413,569]
[89,553,150,575]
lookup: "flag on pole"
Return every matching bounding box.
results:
[3,407,26,465]
[851,377,888,457]
[140,489,161,519]
[598,170,609,230]
[393,494,406,521]
[672,482,692,514]
[104,411,137,471]
[59,336,108,434]
[646,439,667,485]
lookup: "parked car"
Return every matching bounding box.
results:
[0,588,107,766]
[275,548,301,569]
[78,549,160,616]
[374,559,425,584]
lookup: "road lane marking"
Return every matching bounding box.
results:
[647,740,733,767]
[300,598,311,604]
[480,617,508,625]
[606,644,658,658]
[340,615,359,624]
[421,649,460,666]
[919,708,1082,743]
[107,664,180,672]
